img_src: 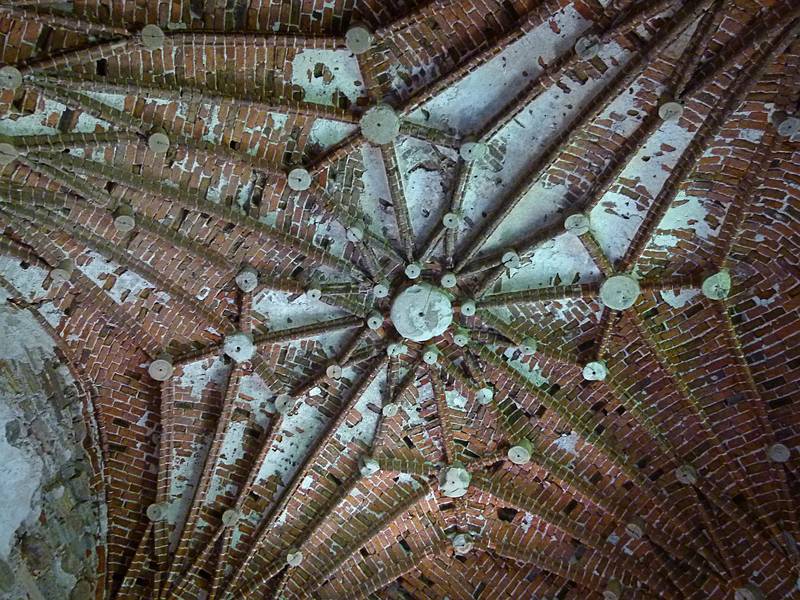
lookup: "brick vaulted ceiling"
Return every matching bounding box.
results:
[0,0,799,598]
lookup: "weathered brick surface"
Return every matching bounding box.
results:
[0,0,798,599]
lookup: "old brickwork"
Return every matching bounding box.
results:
[0,0,798,599]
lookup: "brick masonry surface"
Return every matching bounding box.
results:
[0,0,799,599]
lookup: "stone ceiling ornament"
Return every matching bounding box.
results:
[148,353,174,381]
[140,24,165,49]
[0,65,22,90]
[345,24,373,55]
[235,266,259,293]
[287,167,312,191]
[582,361,608,381]
[459,141,488,162]
[439,465,471,498]
[701,270,731,300]
[360,104,401,145]
[658,101,684,121]
[147,131,170,154]
[223,332,255,363]
[507,439,533,465]
[564,213,590,236]
[450,533,474,555]
[49,258,74,285]
[112,204,136,234]
[390,284,454,342]
[600,274,641,310]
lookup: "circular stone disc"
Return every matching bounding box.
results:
[286,551,303,567]
[777,116,800,137]
[114,214,136,233]
[0,142,19,165]
[148,358,174,381]
[452,534,473,555]
[366,311,383,330]
[453,332,470,347]
[146,502,167,522]
[582,361,607,381]
[221,509,240,527]
[141,24,165,50]
[148,132,170,154]
[508,444,531,465]
[386,343,407,357]
[382,403,399,417]
[701,271,731,300]
[675,464,698,485]
[422,347,439,365]
[768,443,790,463]
[346,226,364,242]
[235,267,259,292]
[459,141,488,162]
[564,213,590,235]
[224,332,255,362]
[575,36,600,59]
[519,337,537,354]
[440,272,457,288]
[501,250,520,269]
[360,105,401,145]
[440,467,471,498]
[50,268,72,285]
[345,25,373,55]
[287,167,312,191]
[600,275,640,310]
[659,101,684,121]
[625,519,645,539]
[373,282,390,298]
[476,387,493,405]
[442,212,460,229]
[460,300,476,317]
[405,262,422,279]
[0,66,22,91]
[390,284,453,342]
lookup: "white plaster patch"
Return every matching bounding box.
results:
[0,309,55,369]
[255,399,327,486]
[0,400,43,560]
[238,374,277,429]
[77,250,167,305]
[0,98,108,136]
[504,349,549,388]
[650,193,720,249]
[0,257,49,302]
[38,301,64,328]
[406,4,590,134]
[591,118,696,261]
[444,389,467,411]
[394,136,459,244]
[553,432,580,455]
[252,289,349,330]
[660,288,700,308]
[335,370,385,445]
[310,120,358,149]
[360,144,401,245]
[175,356,231,400]
[291,50,363,106]
[498,233,600,293]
